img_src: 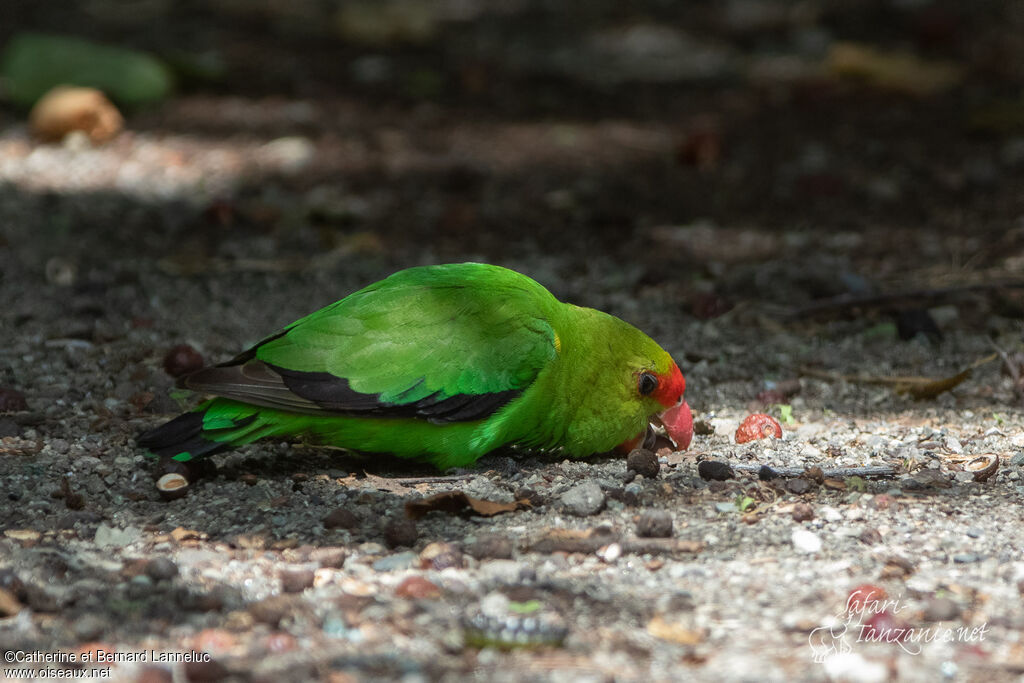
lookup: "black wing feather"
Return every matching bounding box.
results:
[178,360,522,424]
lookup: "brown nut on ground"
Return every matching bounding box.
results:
[965,454,999,482]
[156,472,189,500]
[29,86,124,144]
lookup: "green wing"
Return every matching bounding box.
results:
[181,263,561,423]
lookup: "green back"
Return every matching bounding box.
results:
[252,263,561,404]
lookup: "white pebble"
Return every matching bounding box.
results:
[792,528,822,554]
[822,652,888,683]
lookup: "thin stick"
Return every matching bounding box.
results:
[388,474,477,486]
[728,463,897,478]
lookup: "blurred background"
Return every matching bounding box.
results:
[1,0,1023,398]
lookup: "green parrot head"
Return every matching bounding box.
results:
[541,307,692,456]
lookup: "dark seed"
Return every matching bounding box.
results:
[627,448,660,479]
[697,460,734,481]
[0,387,28,412]
[162,344,204,378]
[323,508,359,530]
[383,517,418,548]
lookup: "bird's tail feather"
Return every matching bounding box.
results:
[138,400,259,462]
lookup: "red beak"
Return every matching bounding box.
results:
[656,399,693,450]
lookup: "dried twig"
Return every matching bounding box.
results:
[800,353,997,399]
[728,463,897,478]
[527,530,703,555]
[388,474,478,486]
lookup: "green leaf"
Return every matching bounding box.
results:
[169,389,194,411]
[1,32,174,106]
[734,495,755,512]
[776,404,795,425]
[507,600,542,614]
[846,476,867,492]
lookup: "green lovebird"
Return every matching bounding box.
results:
[139,263,692,470]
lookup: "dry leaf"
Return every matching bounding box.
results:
[802,353,996,401]
[647,616,705,645]
[825,42,963,96]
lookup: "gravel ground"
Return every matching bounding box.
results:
[3,2,1024,682]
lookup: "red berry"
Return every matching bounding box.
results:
[735,413,782,443]
[846,584,887,614]
[861,610,910,643]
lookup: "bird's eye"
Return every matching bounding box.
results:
[638,372,659,396]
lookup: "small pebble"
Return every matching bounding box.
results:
[135,667,173,683]
[309,547,347,568]
[183,659,229,682]
[786,478,811,494]
[0,588,21,617]
[922,597,961,621]
[323,507,359,530]
[73,614,107,641]
[280,568,315,593]
[372,552,418,572]
[791,503,814,522]
[822,652,888,683]
[636,510,673,538]
[248,595,293,626]
[820,506,842,522]
[395,576,441,599]
[145,558,179,582]
[952,553,979,564]
[792,528,822,554]
[383,517,418,548]
[858,528,882,545]
[465,534,514,560]
[622,481,644,505]
[420,542,464,570]
[0,418,20,437]
[560,481,605,517]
